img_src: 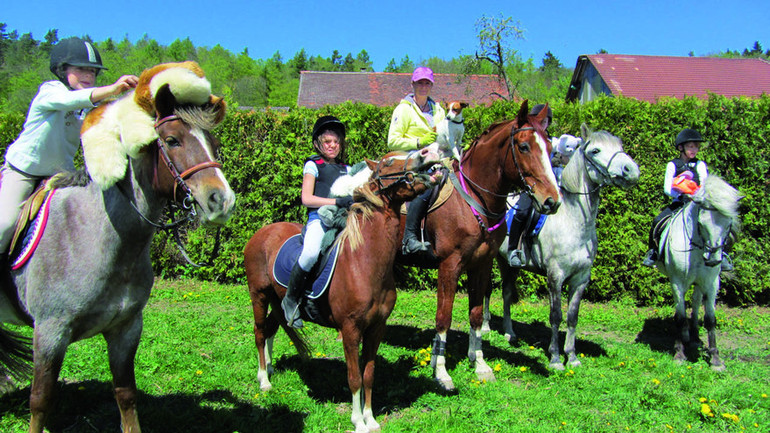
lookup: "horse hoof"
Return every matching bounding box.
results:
[549,362,565,371]
[476,370,497,383]
[568,359,582,368]
[435,377,456,392]
[710,363,726,372]
[260,383,273,392]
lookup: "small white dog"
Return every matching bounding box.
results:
[432,101,468,162]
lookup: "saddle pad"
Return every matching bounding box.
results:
[11,189,56,270]
[273,234,340,299]
[505,204,548,237]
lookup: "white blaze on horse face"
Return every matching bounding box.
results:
[191,128,230,188]
[534,132,560,191]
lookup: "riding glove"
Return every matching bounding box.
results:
[335,196,355,209]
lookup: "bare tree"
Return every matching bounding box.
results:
[472,14,525,100]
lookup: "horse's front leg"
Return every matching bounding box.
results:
[432,256,463,391]
[467,265,496,383]
[359,321,387,432]
[341,324,369,433]
[702,280,725,371]
[104,316,143,433]
[547,282,565,370]
[670,282,689,363]
[29,326,68,433]
[563,277,588,367]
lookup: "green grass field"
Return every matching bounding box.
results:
[1,278,768,432]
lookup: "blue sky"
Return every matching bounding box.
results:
[4,0,768,71]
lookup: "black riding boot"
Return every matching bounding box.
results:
[281,263,310,328]
[507,196,531,267]
[402,193,431,254]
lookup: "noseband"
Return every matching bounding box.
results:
[154,115,223,209]
[563,141,630,196]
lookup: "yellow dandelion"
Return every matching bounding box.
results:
[701,403,714,417]
[652,378,661,385]
[699,397,707,403]
[686,424,692,429]
[762,393,768,398]
[665,424,673,430]
[561,421,567,426]
[519,366,528,372]
[618,362,626,367]
[196,370,203,375]
[494,363,502,372]
[529,345,536,350]
[721,413,739,423]
[420,360,427,366]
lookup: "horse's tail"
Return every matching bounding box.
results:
[0,323,33,381]
[280,325,311,360]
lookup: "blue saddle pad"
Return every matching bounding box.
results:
[505,205,548,238]
[273,234,340,299]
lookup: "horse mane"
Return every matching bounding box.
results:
[560,130,623,193]
[174,104,220,130]
[336,185,383,252]
[698,175,741,225]
[48,170,92,188]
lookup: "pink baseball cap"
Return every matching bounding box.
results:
[411,66,434,83]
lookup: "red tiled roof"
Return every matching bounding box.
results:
[579,54,770,102]
[298,71,509,108]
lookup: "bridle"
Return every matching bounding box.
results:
[671,202,731,264]
[369,154,426,198]
[154,115,223,206]
[562,140,628,196]
[452,121,543,231]
[118,114,225,267]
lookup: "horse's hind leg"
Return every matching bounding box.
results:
[250,291,277,391]
[28,327,68,433]
[104,318,142,433]
[468,267,496,383]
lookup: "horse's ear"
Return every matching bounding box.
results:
[365,158,378,171]
[208,95,227,125]
[580,123,592,140]
[516,99,529,125]
[154,84,177,119]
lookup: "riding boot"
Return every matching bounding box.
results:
[506,205,530,268]
[281,263,310,329]
[402,195,430,254]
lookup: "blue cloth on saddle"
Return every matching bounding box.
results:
[505,204,547,237]
[273,234,340,299]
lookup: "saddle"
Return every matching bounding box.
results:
[8,180,56,264]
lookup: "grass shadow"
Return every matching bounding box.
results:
[277,352,436,414]
[0,379,304,433]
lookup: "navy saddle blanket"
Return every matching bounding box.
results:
[273,234,340,299]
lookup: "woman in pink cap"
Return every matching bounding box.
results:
[387,66,446,254]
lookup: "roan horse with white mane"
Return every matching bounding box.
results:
[487,125,640,369]
[0,61,235,433]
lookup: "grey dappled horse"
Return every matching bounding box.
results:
[653,175,739,370]
[0,66,235,432]
[486,125,639,369]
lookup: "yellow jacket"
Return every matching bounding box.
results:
[387,96,446,151]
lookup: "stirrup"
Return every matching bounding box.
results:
[642,249,657,267]
[507,249,526,268]
[281,297,304,329]
[402,237,430,255]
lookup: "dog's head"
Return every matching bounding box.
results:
[445,101,469,121]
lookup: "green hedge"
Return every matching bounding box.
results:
[1,96,768,305]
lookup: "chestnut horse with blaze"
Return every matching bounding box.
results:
[244,151,442,433]
[403,101,562,391]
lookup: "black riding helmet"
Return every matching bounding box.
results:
[675,128,705,147]
[312,116,346,142]
[49,37,107,84]
[312,115,347,162]
[529,103,553,125]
